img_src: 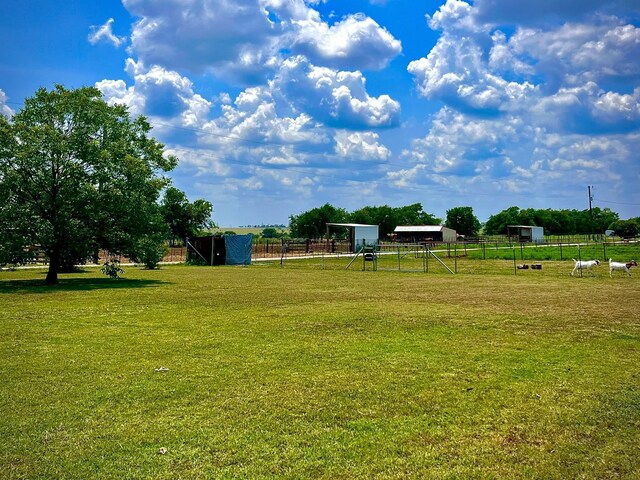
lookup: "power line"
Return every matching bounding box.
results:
[594,198,640,207]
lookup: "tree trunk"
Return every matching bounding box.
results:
[45,248,59,285]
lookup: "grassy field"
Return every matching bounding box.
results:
[1,263,639,479]
[462,241,640,262]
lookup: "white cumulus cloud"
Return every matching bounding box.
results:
[88,18,127,47]
[123,0,280,82]
[334,131,390,161]
[0,89,14,118]
[277,56,401,129]
[290,13,401,70]
[122,0,402,85]
[408,34,536,115]
[96,60,212,141]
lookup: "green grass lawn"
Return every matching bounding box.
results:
[1,264,639,479]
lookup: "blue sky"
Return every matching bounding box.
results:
[1,0,639,226]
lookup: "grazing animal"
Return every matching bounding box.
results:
[608,259,638,277]
[570,259,601,276]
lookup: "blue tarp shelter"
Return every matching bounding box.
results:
[187,234,253,265]
[224,234,253,265]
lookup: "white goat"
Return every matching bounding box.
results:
[570,258,601,276]
[609,259,638,277]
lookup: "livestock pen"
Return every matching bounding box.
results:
[264,240,640,277]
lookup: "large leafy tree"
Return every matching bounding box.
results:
[393,202,441,226]
[483,206,522,235]
[583,207,618,234]
[0,85,177,284]
[289,203,348,238]
[349,205,396,238]
[445,206,481,237]
[160,187,214,245]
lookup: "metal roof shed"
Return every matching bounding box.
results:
[326,223,379,253]
[394,225,457,243]
[507,225,544,243]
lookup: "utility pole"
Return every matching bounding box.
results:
[588,186,594,238]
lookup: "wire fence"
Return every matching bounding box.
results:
[8,237,639,278]
[256,240,640,277]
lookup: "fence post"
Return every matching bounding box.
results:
[578,244,582,278]
[210,236,214,266]
[603,242,606,261]
[426,246,429,272]
[454,243,458,273]
[423,245,427,272]
[513,249,517,275]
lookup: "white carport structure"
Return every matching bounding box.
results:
[507,225,544,243]
[326,223,379,253]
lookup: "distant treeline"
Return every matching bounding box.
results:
[287,203,639,240]
[483,206,638,237]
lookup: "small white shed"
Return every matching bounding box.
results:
[327,223,379,253]
[507,225,544,243]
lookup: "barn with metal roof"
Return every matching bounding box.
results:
[393,225,457,243]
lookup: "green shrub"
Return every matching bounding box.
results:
[100,258,124,279]
[132,238,169,270]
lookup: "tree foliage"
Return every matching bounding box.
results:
[260,227,285,239]
[483,206,521,235]
[0,85,177,283]
[289,203,349,238]
[387,203,441,231]
[160,186,214,245]
[483,206,619,236]
[348,205,396,237]
[445,206,481,237]
[608,219,639,238]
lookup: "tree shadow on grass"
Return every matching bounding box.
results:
[0,277,167,294]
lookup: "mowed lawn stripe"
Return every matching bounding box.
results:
[1,265,639,479]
